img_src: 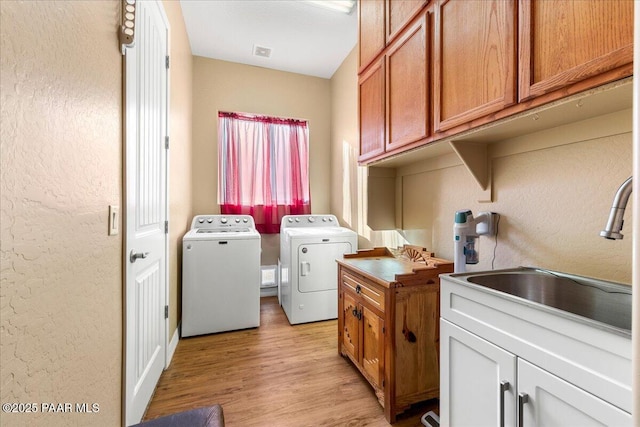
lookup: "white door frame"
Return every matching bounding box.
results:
[123,0,170,424]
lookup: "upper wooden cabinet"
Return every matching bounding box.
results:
[357,0,633,165]
[359,0,385,71]
[434,0,516,132]
[387,0,427,41]
[359,11,430,161]
[386,13,430,152]
[360,0,428,72]
[359,58,385,161]
[519,0,633,101]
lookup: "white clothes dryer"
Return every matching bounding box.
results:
[182,214,261,337]
[279,214,357,325]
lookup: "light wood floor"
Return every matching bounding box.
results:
[144,297,438,426]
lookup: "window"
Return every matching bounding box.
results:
[217,111,311,233]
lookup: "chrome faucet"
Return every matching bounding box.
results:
[600,177,632,240]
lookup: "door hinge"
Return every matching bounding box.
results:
[165,55,170,69]
[164,305,169,319]
[165,221,169,234]
[382,326,385,334]
[165,136,169,149]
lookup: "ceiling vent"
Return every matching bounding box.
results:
[253,45,272,58]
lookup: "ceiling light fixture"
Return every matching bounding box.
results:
[304,0,356,15]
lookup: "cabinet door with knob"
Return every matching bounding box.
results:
[339,276,385,390]
[341,289,360,363]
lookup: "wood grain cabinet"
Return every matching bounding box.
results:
[337,248,453,423]
[519,0,634,102]
[434,0,517,132]
[386,13,430,152]
[359,10,431,161]
[357,0,634,164]
[359,0,385,71]
[359,58,386,161]
[387,0,427,42]
[341,274,385,389]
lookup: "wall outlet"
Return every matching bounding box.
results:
[109,205,119,236]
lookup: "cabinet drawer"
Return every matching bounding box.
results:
[341,271,385,312]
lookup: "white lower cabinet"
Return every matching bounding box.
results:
[441,320,631,426]
[440,319,516,427]
[518,358,630,426]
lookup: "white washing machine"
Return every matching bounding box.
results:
[182,214,261,337]
[279,214,357,325]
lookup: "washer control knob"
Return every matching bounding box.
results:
[243,218,249,223]
[295,218,300,222]
[235,218,241,223]
[207,218,213,223]
[198,218,205,223]
[288,218,294,223]
[322,217,327,222]
[220,217,228,224]
[328,217,333,222]
[308,217,315,222]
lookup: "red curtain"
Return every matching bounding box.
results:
[217,112,311,233]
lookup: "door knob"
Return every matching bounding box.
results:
[130,250,149,263]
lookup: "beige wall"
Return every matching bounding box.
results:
[163,0,193,341]
[330,47,359,229]
[330,46,633,284]
[0,1,123,426]
[330,47,410,251]
[192,57,332,265]
[400,115,632,284]
[0,1,193,424]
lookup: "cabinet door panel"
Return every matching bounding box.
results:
[518,359,631,426]
[395,288,440,398]
[440,319,516,427]
[519,0,633,101]
[359,59,385,161]
[341,289,360,361]
[362,305,384,388]
[434,0,516,132]
[359,0,385,70]
[387,0,426,41]
[386,13,429,152]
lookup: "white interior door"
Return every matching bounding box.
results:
[124,1,169,425]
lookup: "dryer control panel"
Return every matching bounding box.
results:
[280,214,339,230]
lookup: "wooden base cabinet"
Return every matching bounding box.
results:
[337,249,453,423]
[341,285,385,390]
